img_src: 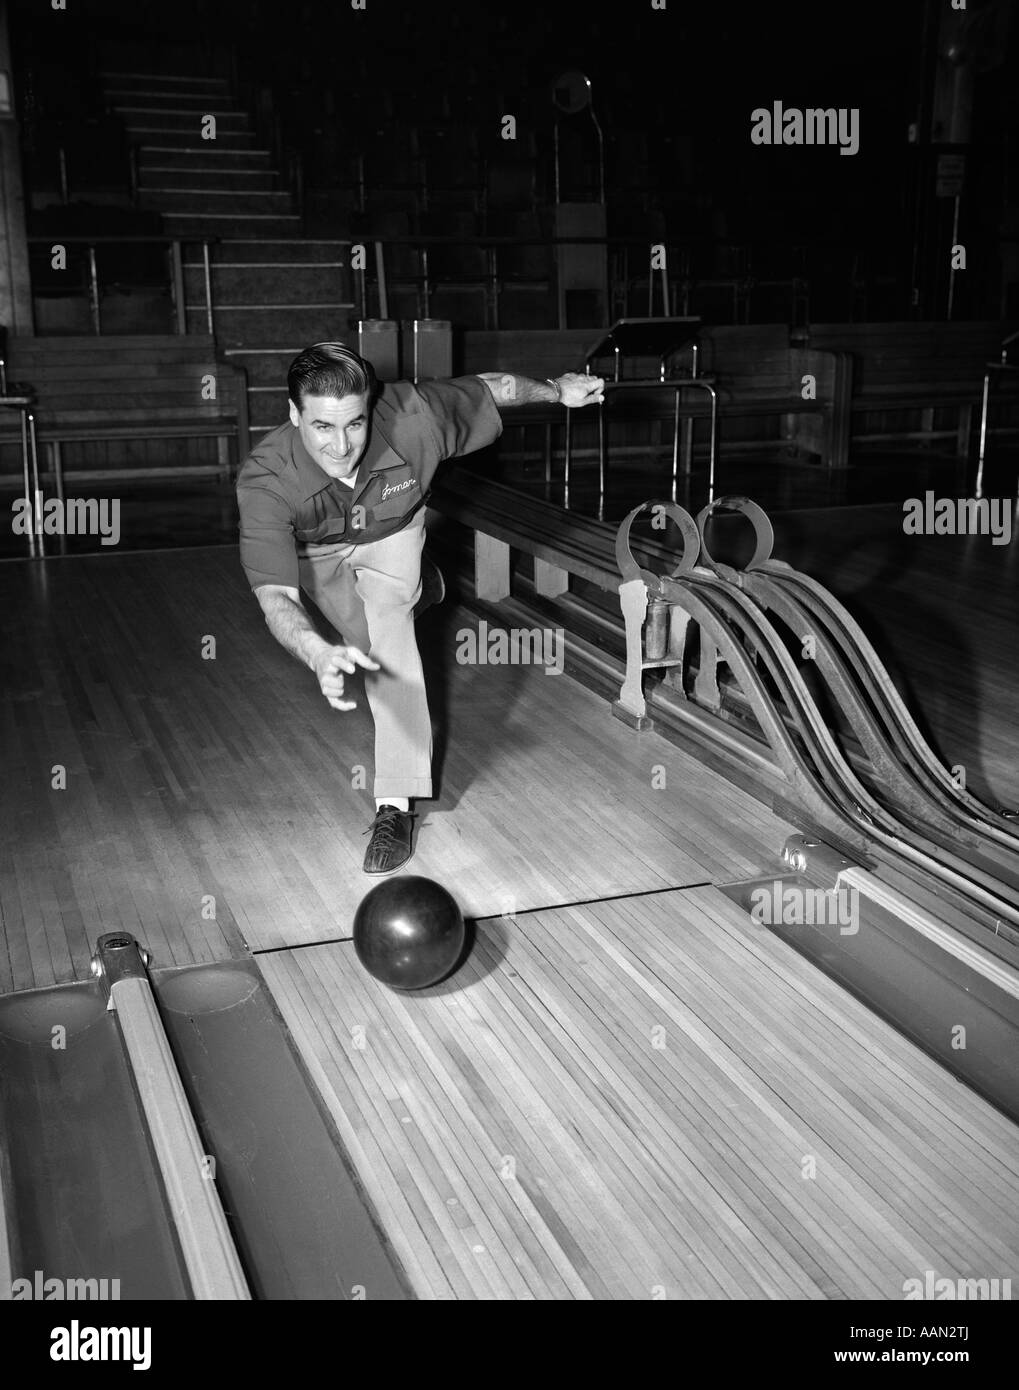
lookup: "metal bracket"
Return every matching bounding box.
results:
[781,833,867,891]
[91,933,152,1008]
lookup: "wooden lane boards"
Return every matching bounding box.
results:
[1,545,803,987]
[258,885,1019,1300]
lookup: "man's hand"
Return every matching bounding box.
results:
[555,372,605,407]
[313,644,380,711]
[477,371,606,408]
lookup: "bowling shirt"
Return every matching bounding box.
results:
[237,375,502,590]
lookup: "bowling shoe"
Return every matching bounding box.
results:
[363,804,416,874]
[412,556,445,620]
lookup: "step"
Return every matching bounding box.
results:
[161,212,302,236]
[223,347,318,385]
[101,71,231,89]
[186,305,352,345]
[195,238,354,264]
[125,127,259,148]
[103,91,236,110]
[139,167,280,191]
[187,302,353,313]
[140,189,294,215]
[187,306,354,328]
[184,264,351,301]
[11,338,217,368]
[138,146,273,169]
[247,385,291,425]
[113,105,249,125]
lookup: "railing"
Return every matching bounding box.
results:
[21,231,811,338]
[26,235,217,335]
[22,229,935,340]
[356,235,812,331]
[976,326,1019,494]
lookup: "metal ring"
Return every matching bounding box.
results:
[694,495,775,572]
[615,500,701,594]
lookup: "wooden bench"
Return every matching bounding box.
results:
[429,464,674,602]
[427,468,828,825]
[809,321,1019,456]
[425,467,872,830]
[0,334,250,489]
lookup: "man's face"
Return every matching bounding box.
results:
[290,392,370,481]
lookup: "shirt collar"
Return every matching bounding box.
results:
[292,414,410,501]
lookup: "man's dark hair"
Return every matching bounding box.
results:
[288,342,377,412]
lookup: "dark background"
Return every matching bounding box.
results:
[10,0,1018,319]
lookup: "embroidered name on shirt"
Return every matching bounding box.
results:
[381,478,418,501]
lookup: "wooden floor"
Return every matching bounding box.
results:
[2,541,1017,1300]
[263,886,1019,1300]
[0,547,792,992]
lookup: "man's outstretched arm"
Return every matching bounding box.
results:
[255,584,379,711]
[476,371,605,408]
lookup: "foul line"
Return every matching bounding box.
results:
[250,879,717,958]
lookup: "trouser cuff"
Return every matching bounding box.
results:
[373,777,432,800]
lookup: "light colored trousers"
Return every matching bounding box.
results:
[298,510,432,800]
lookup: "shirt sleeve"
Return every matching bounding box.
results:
[412,375,504,461]
[236,471,298,590]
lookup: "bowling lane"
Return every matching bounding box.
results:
[0,548,796,989]
[260,885,1019,1301]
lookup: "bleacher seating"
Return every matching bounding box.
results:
[10,2,1016,486]
[0,335,249,485]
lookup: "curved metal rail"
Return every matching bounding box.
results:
[615,496,1019,945]
[675,568,1019,934]
[697,495,1019,849]
[759,562,1019,847]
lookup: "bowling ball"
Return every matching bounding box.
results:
[353,876,466,990]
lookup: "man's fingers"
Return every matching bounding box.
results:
[323,646,380,675]
[558,371,606,407]
[317,644,376,710]
[323,653,355,675]
[343,646,381,671]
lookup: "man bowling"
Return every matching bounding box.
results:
[236,343,604,873]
